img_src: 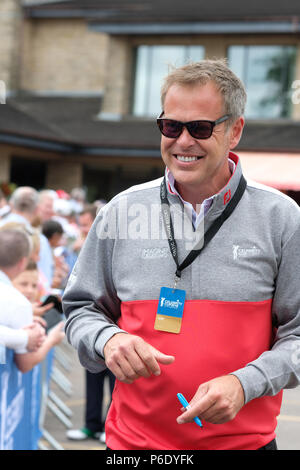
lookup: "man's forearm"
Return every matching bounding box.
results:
[232,340,300,403]
[0,325,28,352]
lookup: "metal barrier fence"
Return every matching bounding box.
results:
[0,338,74,450]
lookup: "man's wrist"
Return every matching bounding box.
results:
[229,373,246,405]
[94,327,128,360]
[230,367,267,404]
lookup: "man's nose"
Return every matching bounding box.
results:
[175,126,196,146]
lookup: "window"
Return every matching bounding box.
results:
[132,45,205,117]
[228,45,297,119]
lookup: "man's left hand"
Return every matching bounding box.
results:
[176,375,245,425]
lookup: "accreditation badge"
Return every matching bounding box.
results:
[154,287,186,334]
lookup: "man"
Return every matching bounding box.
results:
[63,60,300,450]
[37,190,56,223]
[72,204,98,253]
[0,229,45,364]
[0,186,39,227]
[0,186,54,287]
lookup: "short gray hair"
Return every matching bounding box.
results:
[10,186,39,214]
[161,59,247,123]
[38,189,57,203]
[0,229,31,268]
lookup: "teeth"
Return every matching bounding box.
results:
[176,156,199,162]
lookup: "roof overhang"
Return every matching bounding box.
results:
[0,131,161,158]
[88,20,300,35]
[0,132,73,153]
[239,151,300,191]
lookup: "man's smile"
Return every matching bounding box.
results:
[174,155,205,162]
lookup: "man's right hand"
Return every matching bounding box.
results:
[103,333,175,384]
[23,323,46,352]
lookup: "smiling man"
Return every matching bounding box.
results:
[63,59,300,450]
[159,81,244,207]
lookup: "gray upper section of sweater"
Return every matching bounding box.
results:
[63,157,300,403]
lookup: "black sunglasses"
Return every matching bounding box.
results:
[157,112,230,140]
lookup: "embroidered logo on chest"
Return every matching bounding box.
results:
[232,245,261,260]
[141,247,168,259]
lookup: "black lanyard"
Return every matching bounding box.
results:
[160,174,247,284]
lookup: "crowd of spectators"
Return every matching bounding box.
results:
[0,185,107,446]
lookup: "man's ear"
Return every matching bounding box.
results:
[229,116,245,150]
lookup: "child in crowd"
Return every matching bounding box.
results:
[42,220,69,290]
[13,258,53,319]
[12,259,64,373]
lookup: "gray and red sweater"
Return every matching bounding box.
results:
[63,153,300,450]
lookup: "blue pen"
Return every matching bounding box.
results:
[177,393,203,428]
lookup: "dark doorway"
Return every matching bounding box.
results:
[83,165,163,203]
[10,157,46,190]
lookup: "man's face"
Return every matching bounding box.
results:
[160,81,244,199]
[38,197,54,222]
[79,213,94,237]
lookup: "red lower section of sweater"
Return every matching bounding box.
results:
[106,299,282,450]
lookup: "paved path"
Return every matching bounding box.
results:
[40,340,106,451]
[40,341,300,450]
[276,387,300,450]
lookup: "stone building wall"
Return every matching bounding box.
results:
[21,18,109,93]
[0,0,23,91]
